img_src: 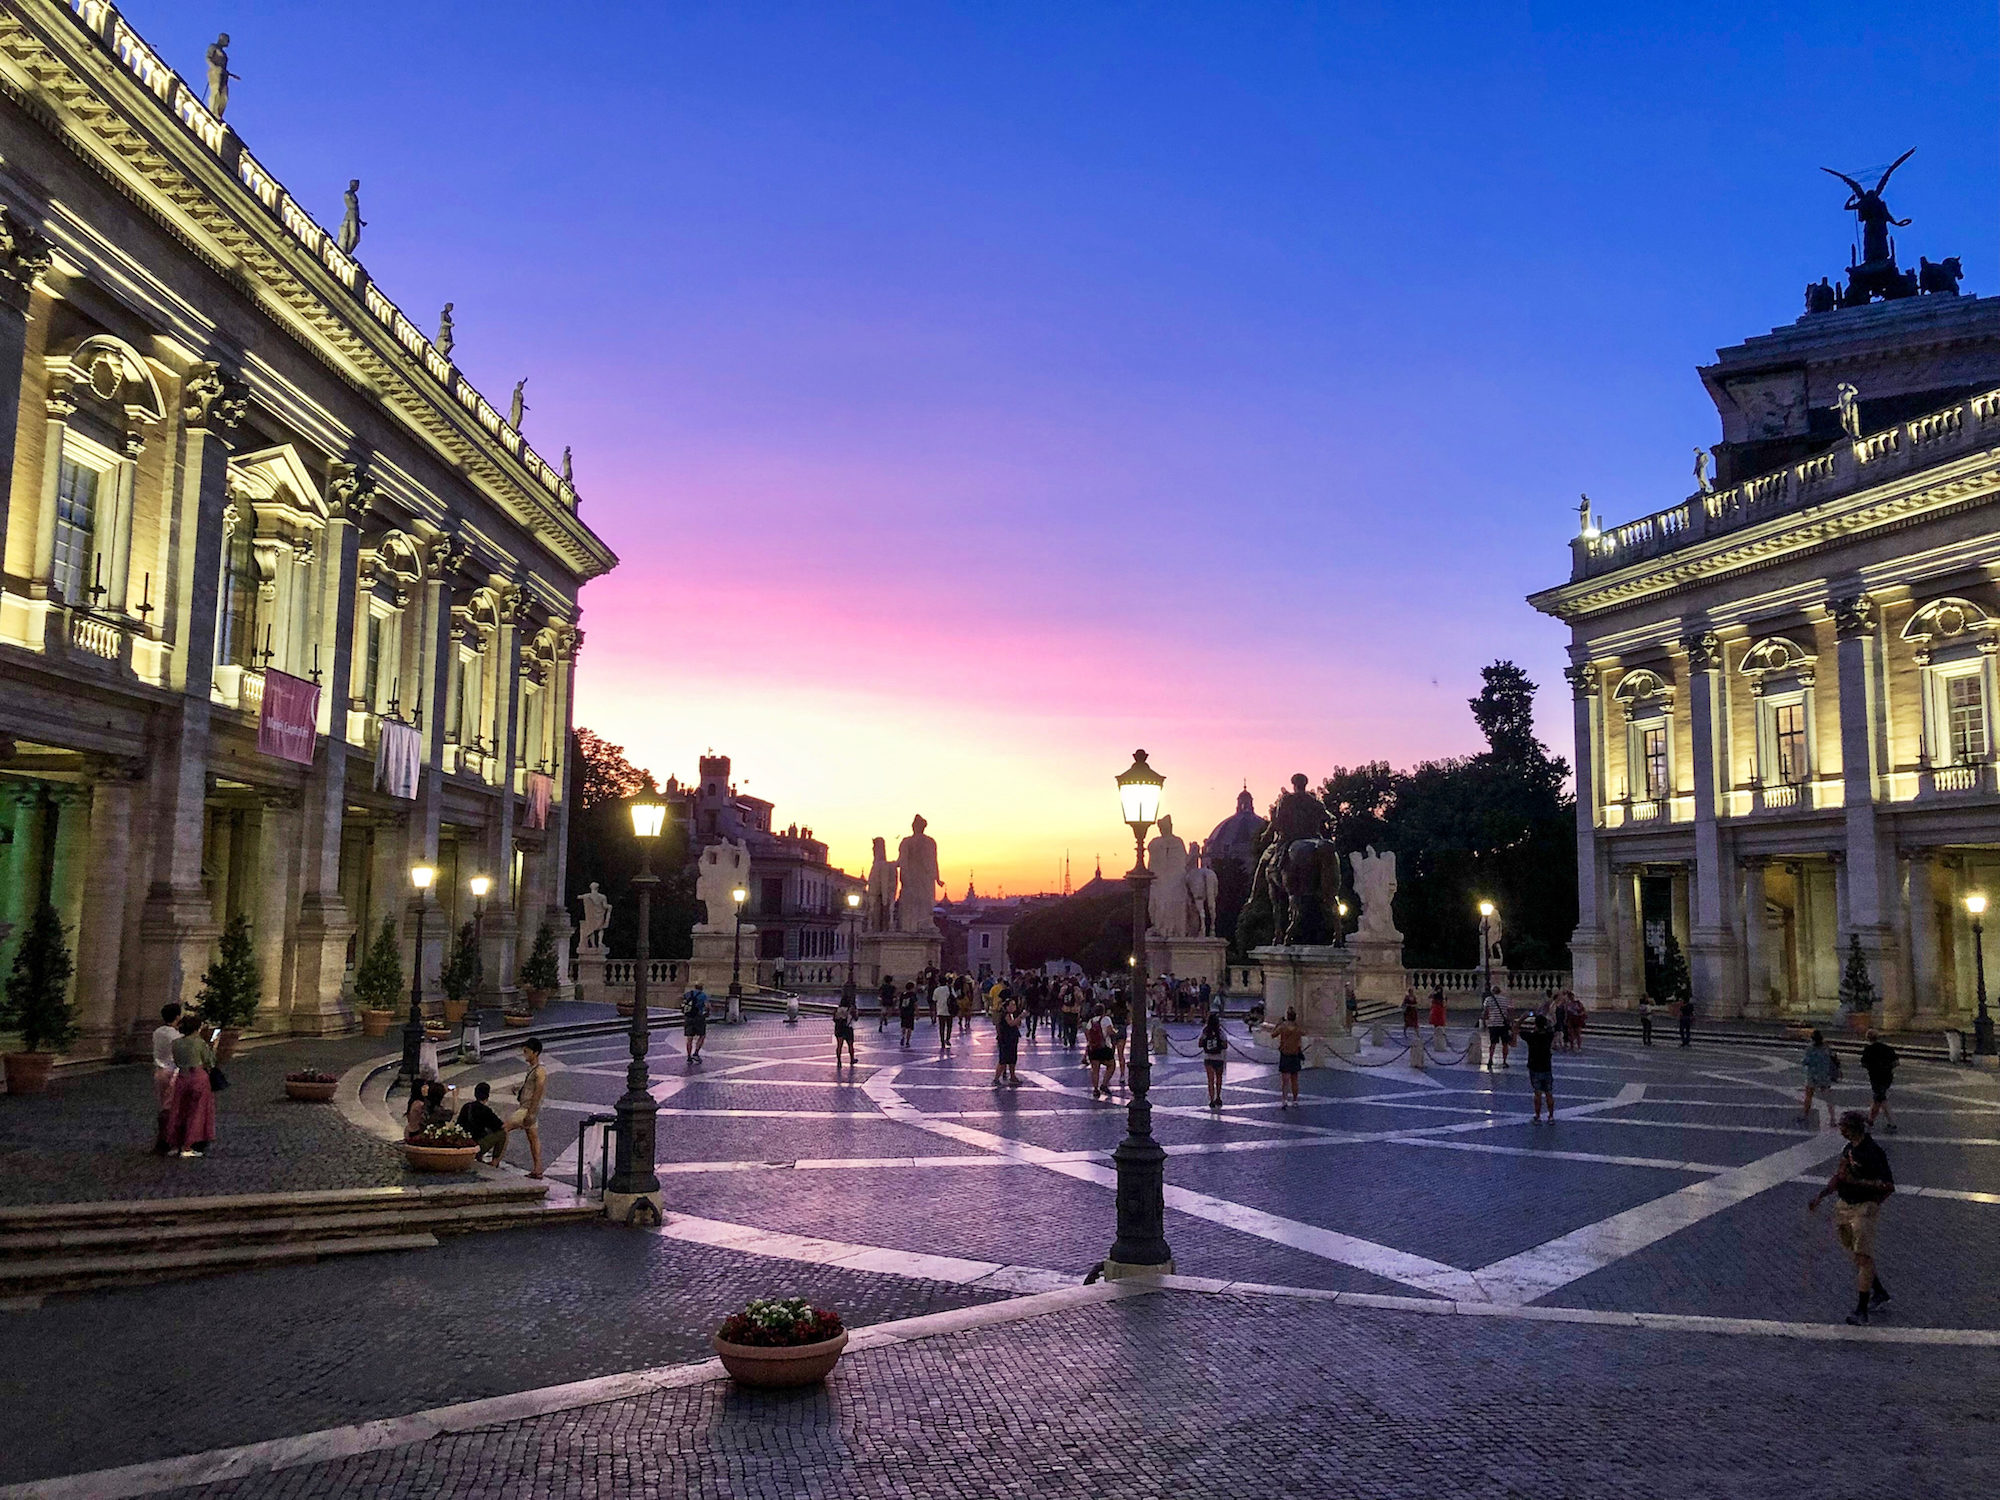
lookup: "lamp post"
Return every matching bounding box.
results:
[1335,900,1349,949]
[728,885,748,1023]
[607,798,666,1222]
[1968,894,1992,1056]
[1478,900,1496,995]
[842,891,862,1005]
[1107,749,1172,1276]
[397,863,437,1097]
[459,873,492,1064]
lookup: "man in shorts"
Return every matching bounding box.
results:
[1481,989,1510,1069]
[1860,1029,1899,1132]
[1809,1111,1894,1325]
[503,1037,548,1178]
[1273,1008,1304,1107]
[1524,1012,1556,1122]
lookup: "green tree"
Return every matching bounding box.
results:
[441,920,482,1003]
[1838,933,1878,1017]
[197,913,262,1030]
[1658,932,1692,1005]
[353,915,404,1013]
[0,903,78,1052]
[520,923,562,992]
[573,728,657,811]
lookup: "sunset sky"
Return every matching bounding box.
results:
[149,2,1995,892]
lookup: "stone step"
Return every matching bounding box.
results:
[0,1181,548,1234]
[0,1199,598,1259]
[0,1232,439,1296]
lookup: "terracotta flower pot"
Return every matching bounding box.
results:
[403,1142,480,1173]
[361,1009,394,1038]
[284,1079,338,1102]
[526,987,550,1012]
[214,1027,243,1063]
[712,1331,848,1388]
[3,1051,56,1096]
[503,1013,533,1028]
[442,998,468,1025]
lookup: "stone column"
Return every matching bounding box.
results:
[287,473,359,1033]
[402,544,455,1008]
[46,785,92,975]
[0,209,50,583]
[30,380,76,596]
[71,760,141,1058]
[479,588,523,1008]
[138,363,242,1016]
[1,786,44,968]
[1682,631,1739,1014]
[1831,592,1905,1022]
[1906,849,1942,1028]
[1563,663,1613,1007]
[1611,864,1642,1009]
[1741,858,1771,1018]
[252,793,299,1032]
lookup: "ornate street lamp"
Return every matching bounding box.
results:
[842,890,862,1005]
[1478,900,1497,995]
[1107,749,1171,1276]
[607,797,666,1222]
[397,863,437,1096]
[1967,894,1992,1055]
[728,885,749,1023]
[459,872,493,1064]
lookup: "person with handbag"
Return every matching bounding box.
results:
[165,1011,218,1158]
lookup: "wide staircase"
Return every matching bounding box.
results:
[0,1181,600,1298]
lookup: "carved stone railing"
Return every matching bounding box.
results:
[1755,780,1803,811]
[1924,762,1986,795]
[1572,383,2000,580]
[68,609,120,660]
[1406,969,1573,996]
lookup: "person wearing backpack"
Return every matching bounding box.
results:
[1198,1012,1228,1109]
[1799,1030,1838,1128]
[682,987,709,1065]
[1085,1009,1116,1098]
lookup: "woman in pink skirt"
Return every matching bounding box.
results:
[165,1012,218,1157]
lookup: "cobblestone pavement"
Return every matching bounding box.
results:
[159,1288,1988,1499]
[9,1010,2000,1495]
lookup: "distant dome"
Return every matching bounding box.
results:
[1205,788,1267,870]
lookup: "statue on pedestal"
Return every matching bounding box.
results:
[1255,773,1338,945]
[865,836,898,933]
[1146,816,1190,938]
[895,815,941,935]
[1349,846,1401,941]
[577,883,611,952]
[1185,841,1219,938]
[695,838,751,932]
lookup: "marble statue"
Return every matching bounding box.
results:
[1146,816,1191,938]
[695,839,752,932]
[205,34,236,119]
[437,303,454,359]
[578,882,610,952]
[337,179,365,255]
[562,446,574,485]
[1184,841,1219,938]
[1576,494,1594,535]
[895,815,941,934]
[510,379,528,429]
[1692,447,1712,494]
[1482,908,1507,974]
[1349,846,1400,939]
[1836,382,1862,438]
[865,837,898,933]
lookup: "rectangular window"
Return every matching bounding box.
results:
[1948,674,1988,763]
[1642,726,1669,799]
[51,458,101,602]
[364,613,384,710]
[1773,702,1808,783]
[216,523,260,668]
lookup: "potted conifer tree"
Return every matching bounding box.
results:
[1,903,78,1096]
[354,916,404,1038]
[1838,933,1878,1036]
[440,920,480,1025]
[519,923,560,1012]
[197,912,261,1061]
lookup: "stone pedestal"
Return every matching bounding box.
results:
[1145,934,1227,988]
[1252,945,1357,1042]
[575,950,608,1006]
[690,927,757,994]
[1346,933,1406,1004]
[857,930,941,990]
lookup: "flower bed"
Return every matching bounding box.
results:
[712,1298,847,1387]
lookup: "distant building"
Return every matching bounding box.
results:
[938,879,1060,979]
[1532,245,2000,1028]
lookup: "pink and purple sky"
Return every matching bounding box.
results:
[147,2,1995,891]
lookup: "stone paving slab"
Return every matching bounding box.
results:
[152,1289,1993,1499]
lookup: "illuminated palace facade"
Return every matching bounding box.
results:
[0,2,615,1054]
[1533,290,2000,1028]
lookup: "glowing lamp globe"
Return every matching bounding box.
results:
[846,892,862,910]
[1478,900,1496,918]
[469,874,492,900]
[732,887,748,906]
[1116,749,1165,832]
[410,864,437,892]
[1967,894,1988,918]
[630,799,667,839]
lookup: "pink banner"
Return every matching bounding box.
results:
[524,771,552,830]
[257,669,320,765]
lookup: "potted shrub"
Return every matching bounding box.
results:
[284,1068,339,1102]
[403,1119,479,1171]
[1,903,78,1096]
[519,923,560,1012]
[440,920,481,1025]
[712,1298,848,1387]
[197,912,261,1061]
[354,916,403,1038]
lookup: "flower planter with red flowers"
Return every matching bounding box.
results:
[284,1069,339,1102]
[403,1121,479,1172]
[712,1299,847,1387]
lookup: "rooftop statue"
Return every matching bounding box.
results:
[337,179,364,255]
[436,303,455,360]
[1823,149,1913,271]
[510,379,528,429]
[1807,150,1960,309]
[205,34,236,120]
